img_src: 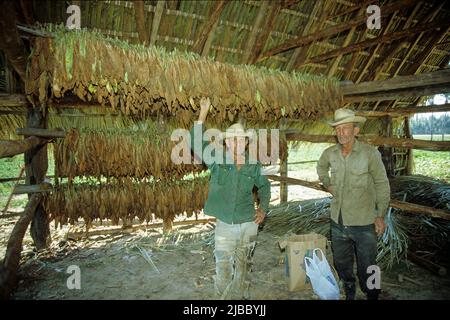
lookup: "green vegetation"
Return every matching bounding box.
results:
[0,153,55,208]
[412,150,449,181]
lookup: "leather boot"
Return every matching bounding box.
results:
[367,290,379,300]
[344,282,356,300]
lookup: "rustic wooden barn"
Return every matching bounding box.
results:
[0,0,449,299]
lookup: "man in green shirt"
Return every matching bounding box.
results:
[317,108,390,300]
[189,97,271,299]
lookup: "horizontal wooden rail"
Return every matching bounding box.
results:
[267,175,450,220]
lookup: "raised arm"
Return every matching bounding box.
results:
[189,97,213,168]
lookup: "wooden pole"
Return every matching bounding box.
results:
[12,183,53,195]
[279,118,288,203]
[2,166,25,215]
[192,0,228,55]
[0,137,46,158]
[257,0,416,62]
[266,175,450,220]
[16,128,66,138]
[380,115,394,177]
[341,69,450,96]
[305,18,448,65]
[0,194,42,299]
[284,133,450,152]
[24,107,51,250]
[134,0,149,45]
[354,104,450,117]
[404,117,414,175]
[0,93,29,107]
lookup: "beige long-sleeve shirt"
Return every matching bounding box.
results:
[317,139,390,226]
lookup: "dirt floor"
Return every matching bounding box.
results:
[2,170,450,300]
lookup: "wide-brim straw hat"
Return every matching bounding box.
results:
[221,123,254,141]
[328,108,367,127]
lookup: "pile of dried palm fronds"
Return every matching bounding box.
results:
[390,175,450,211]
[54,127,205,181]
[266,175,450,271]
[390,175,450,271]
[44,176,209,230]
[26,25,342,124]
[265,198,408,270]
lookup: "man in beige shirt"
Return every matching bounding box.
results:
[317,108,390,300]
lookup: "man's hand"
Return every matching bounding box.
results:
[191,97,211,123]
[327,186,334,195]
[374,217,386,236]
[254,207,266,224]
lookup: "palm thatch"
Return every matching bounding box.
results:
[265,197,409,270]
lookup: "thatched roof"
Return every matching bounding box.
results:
[1,0,449,137]
[27,0,450,111]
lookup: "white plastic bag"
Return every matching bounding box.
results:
[304,248,340,300]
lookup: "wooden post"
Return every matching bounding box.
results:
[163,218,173,234]
[0,194,42,299]
[280,118,288,203]
[380,115,394,177]
[404,117,414,175]
[24,107,51,250]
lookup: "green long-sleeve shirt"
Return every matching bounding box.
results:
[317,139,390,226]
[189,122,271,224]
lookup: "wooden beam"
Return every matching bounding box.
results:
[355,103,450,117]
[393,0,447,77]
[327,0,376,21]
[134,0,149,45]
[341,69,450,96]
[0,94,29,107]
[0,1,27,82]
[285,0,323,72]
[353,11,398,83]
[284,133,450,151]
[0,194,42,299]
[12,183,53,195]
[364,1,424,82]
[305,18,448,65]
[390,199,450,221]
[328,6,366,77]
[343,84,450,103]
[402,24,450,75]
[242,0,270,64]
[257,0,417,62]
[0,137,46,159]
[249,2,282,65]
[266,175,450,220]
[267,175,325,192]
[343,28,369,81]
[150,0,165,46]
[16,128,66,138]
[192,0,228,55]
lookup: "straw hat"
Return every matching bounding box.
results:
[221,123,254,140]
[328,108,366,127]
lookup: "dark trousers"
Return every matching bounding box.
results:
[331,220,379,298]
